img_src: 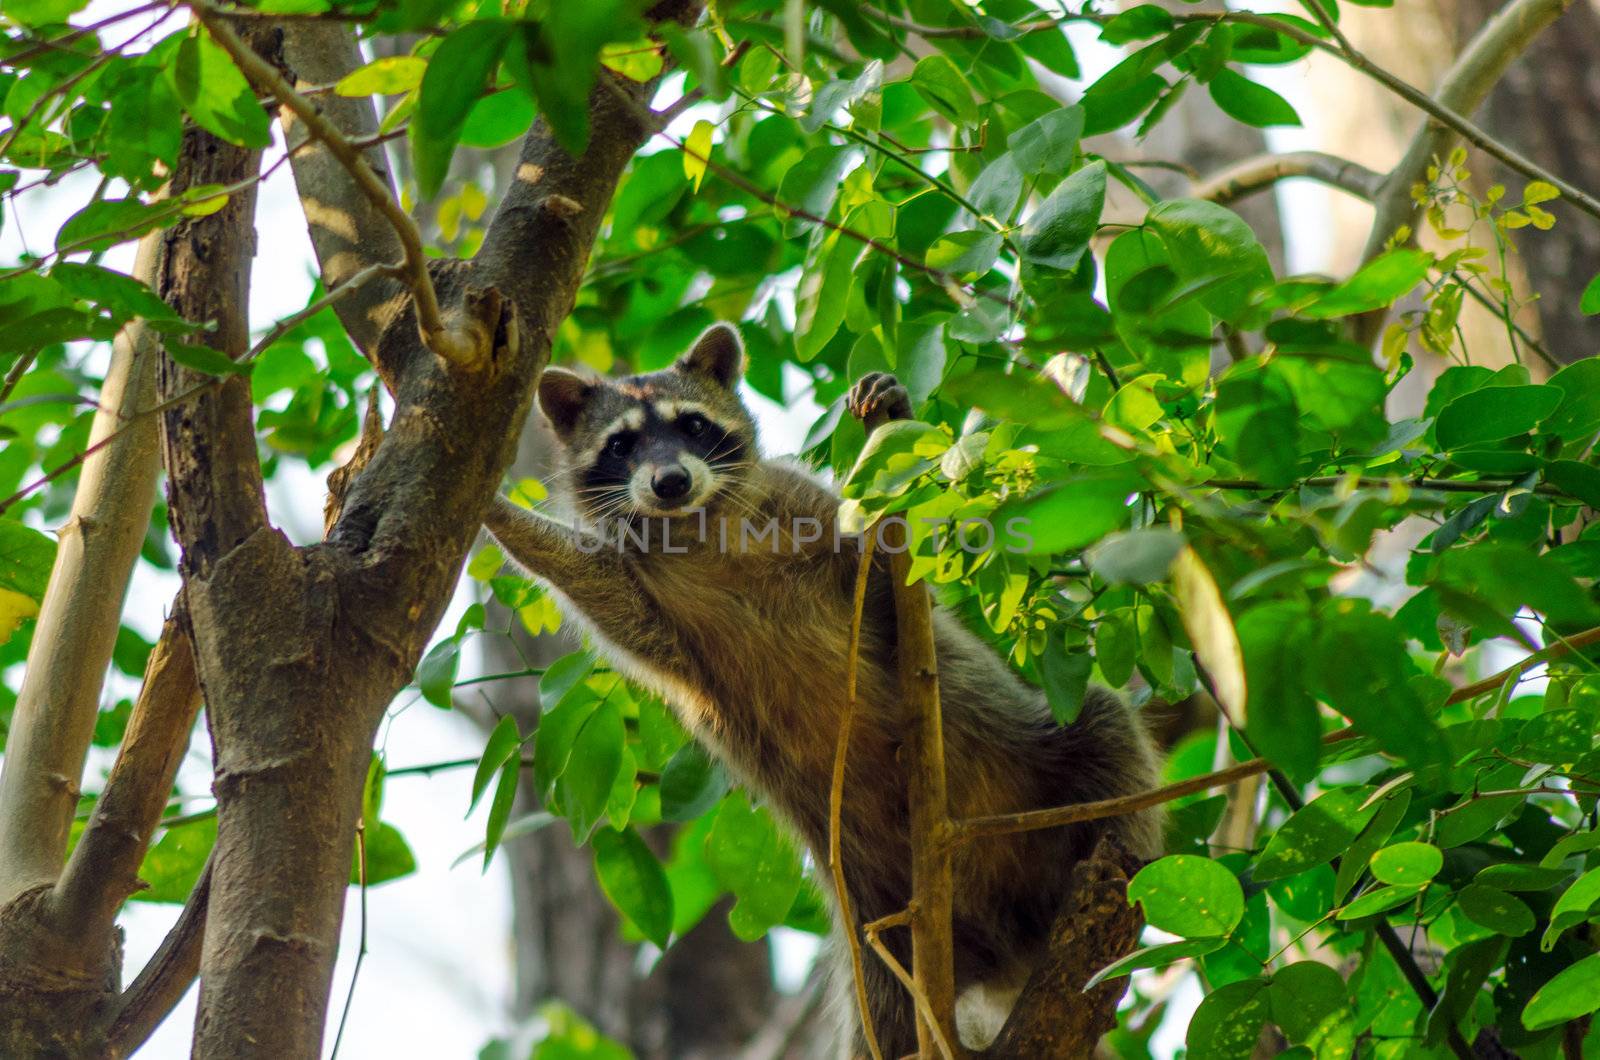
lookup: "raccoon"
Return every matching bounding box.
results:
[484,324,1162,1057]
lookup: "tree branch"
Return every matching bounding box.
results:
[0,225,166,906]
[860,404,961,1057]
[982,839,1144,1058]
[192,7,473,367]
[54,601,202,936]
[1191,150,1383,205]
[104,855,212,1060]
[155,50,271,583]
[274,22,408,358]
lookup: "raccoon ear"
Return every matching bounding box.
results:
[537,367,595,436]
[675,323,745,389]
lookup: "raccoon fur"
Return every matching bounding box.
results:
[483,324,1162,1057]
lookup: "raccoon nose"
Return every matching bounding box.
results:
[652,465,692,501]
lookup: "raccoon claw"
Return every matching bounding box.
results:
[847,372,913,430]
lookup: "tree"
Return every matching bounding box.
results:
[2,0,1600,1057]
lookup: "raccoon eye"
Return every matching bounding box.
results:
[679,413,708,437]
[605,434,633,459]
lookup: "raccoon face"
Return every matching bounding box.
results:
[538,324,758,520]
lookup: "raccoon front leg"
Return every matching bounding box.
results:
[483,497,684,671]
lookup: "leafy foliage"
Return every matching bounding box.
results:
[6,0,1600,1055]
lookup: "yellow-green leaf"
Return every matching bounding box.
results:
[683,119,714,192]
[1172,546,1245,720]
[336,56,428,97]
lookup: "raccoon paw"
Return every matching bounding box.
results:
[847,372,913,427]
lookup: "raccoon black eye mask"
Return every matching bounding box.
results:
[484,323,1161,1055]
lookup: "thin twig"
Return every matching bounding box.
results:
[1203,475,1563,496]
[831,525,885,1060]
[862,920,956,1060]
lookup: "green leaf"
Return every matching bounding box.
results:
[0,519,57,601]
[1214,361,1298,485]
[1207,68,1300,127]
[336,56,428,97]
[482,752,519,869]
[1269,961,1349,1045]
[561,698,625,839]
[995,468,1138,554]
[168,28,272,148]
[1146,198,1273,323]
[2,0,89,26]
[1523,952,1600,1031]
[909,54,978,125]
[776,144,856,238]
[1370,842,1442,886]
[1428,936,1508,1046]
[1020,160,1106,272]
[1267,865,1336,922]
[50,263,184,326]
[658,742,728,822]
[965,155,1023,222]
[1039,641,1092,724]
[1008,106,1084,180]
[416,636,460,709]
[1541,865,1600,951]
[1127,855,1245,938]
[1581,272,1600,315]
[133,816,216,903]
[459,89,537,150]
[57,197,181,254]
[355,822,418,886]
[1543,359,1600,440]
[1255,786,1380,882]
[413,21,511,200]
[166,341,250,378]
[1084,528,1185,584]
[1336,882,1423,919]
[470,714,522,814]
[795,229,858,360]
[1308,605,1444,768]
[1304,249,1432,318]
[705,792,804,941]
[1096,610,1138,687]
[539,652,594,709]
[1084,936,1226,989]
[1100,4,1175,44]
[1239,601,1320,783]
[592,826,674,948]
[1435,383,1563,449]
[1186,978,1271,1060]
[926,230,1003,279]
[1455,883,1534,936]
